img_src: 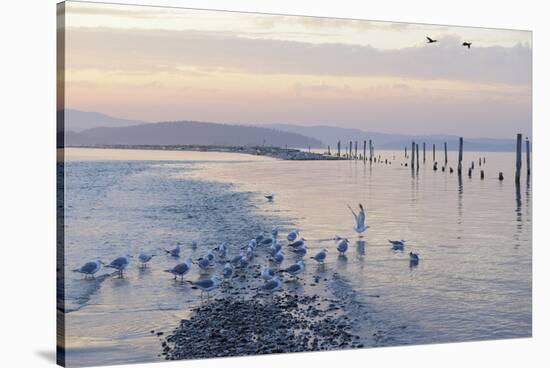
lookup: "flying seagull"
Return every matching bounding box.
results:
[348,204,369,235]
[462,42,472,49]
[426,36,438,43]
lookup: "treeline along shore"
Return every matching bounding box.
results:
[67,144,346,161]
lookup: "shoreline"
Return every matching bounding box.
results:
[65,144,346,161]
[158,269,380,360]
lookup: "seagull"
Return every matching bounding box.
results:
[248,239,258,249]
[190,241,198,250]
[245,246,254,261]
[288,237,306,248]
[260,236,274,246]
[255,234,265,243]
[426,36,438,43]
[269,241,282,256]
[409,252,420,264]
[287,229,299,242]
[164,257,192,281]
[462,42,472,49]
[272,250,285,266]
[106,255,132,278]
[311,248,328,264]
[138,251,156,267]
[189,276,221,301]
[337,239,349,256]
[291,244,308,258]
[260,276,282,293]
[348,204,369,235]
[196,256,211,271]
[261,265,277,281]
[271,227,279,238]
[215,243,227,259]
[205,250,215,262]
[281,260,305,277]
[389,240,406,251]
[230,253,244,266]
[223,262,234,279]
[72,260,102,279]
[265,193,275,201]
[165,244,181,257]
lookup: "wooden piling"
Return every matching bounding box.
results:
[433,144,435,162]
[411,141,415,169]
[526,138,531,178]
[416,144,420,170]
[405,146,408,159]
[458,137,463,175]
[354,141,358,159]
[327,146,331,155]
[369,140,373,162]
[349,141,353,159]
[444,142,448,166]
[337,141,341,157]
[423,142,426,164]
[363,140,367,162]
[481,170,485,179]
[515,133,522,183]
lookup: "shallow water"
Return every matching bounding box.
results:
[61,147,531,366]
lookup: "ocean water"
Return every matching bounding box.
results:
[61,147,531,366]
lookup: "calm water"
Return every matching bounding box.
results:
[62,148,531,366]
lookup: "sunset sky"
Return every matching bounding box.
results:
[61,1,532,138]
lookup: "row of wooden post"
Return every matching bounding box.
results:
[329,134,531,183]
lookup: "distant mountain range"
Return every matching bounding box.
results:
[60,110,525,151]
[265,124,521,152]
[64,119,323,148]
[63,109,148,132]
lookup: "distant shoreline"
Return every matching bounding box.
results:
[64,144,346,161]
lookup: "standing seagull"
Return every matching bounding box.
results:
[164,257,192,281]
[260,276,282,293]
[138,251,156,268]
[188,276,221,301]
[106,255,132,278]
[272,250,285,266]
[311,248,328,264]
[348,204,369,235]
[223,262,234,279]
[281,260,305,278]
[337,239,349,256]
[426,36,438,43]
[165,244,181,257]
[287,229,299,242]
[261,265,277,281]
[73,260,102,279]
[462,42,472,49]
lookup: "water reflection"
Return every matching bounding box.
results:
[356,240,366,258]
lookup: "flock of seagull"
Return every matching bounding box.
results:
[72,203,420,300]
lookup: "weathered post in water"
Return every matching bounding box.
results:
[337,141,341,157]
[444,142,448,166]
[327,146,331,156]
[411,141,415,169]
[458,137,463,176]
[349,141,352,159]
[433,144,435,162]
[369,140,373,162]
[354,141,358,159]
[526,138,531,178]
[515,133,522,184]
[405,146,408,159]
[363,140,367,162]
[416,144,420,170]
[423,142,426,164]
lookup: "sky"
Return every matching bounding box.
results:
[60,1,532,138]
